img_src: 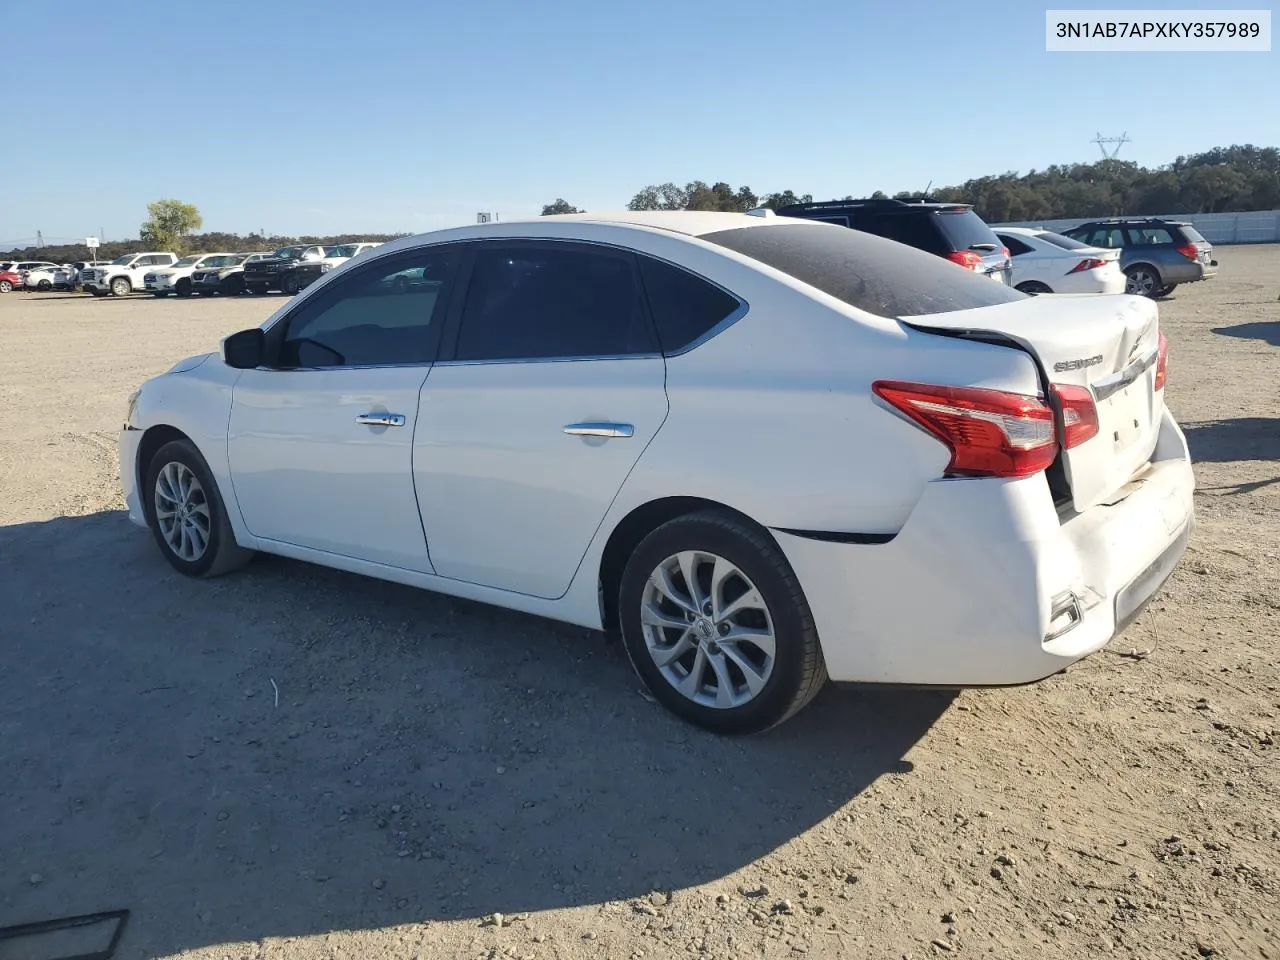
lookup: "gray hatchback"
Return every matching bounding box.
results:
[1062,218,1218,297]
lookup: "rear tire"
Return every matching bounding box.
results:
[0,280,12,293]
[37,279,52,291]
[144,439,254,578]
[1015,281,1052,295]
[618,509,827,735]
[1124,265,1161,297]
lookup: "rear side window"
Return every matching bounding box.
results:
[455,243,656,362]
[1180,225,1207,243]
[998,234,1035,256]
[702,223,1025,318]
[637,256,740,354]
[1127,227,1174,245]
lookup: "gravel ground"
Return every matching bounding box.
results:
[1,249,1277,960]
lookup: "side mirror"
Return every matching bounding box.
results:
[223,328,266,369]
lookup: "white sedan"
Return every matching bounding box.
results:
[119,212,1194,733]
[995,227,1125,295]
[23,266,64,290]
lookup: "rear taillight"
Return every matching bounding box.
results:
[872,380,1057,478]
[1067,257,1108,274]
[1049,384,1100,448]
[945,250,984,271]
[999,246,1011,258]
[1175,243,1199,261]
[1154,332,1168,390]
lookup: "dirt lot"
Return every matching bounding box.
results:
[1,250,1277,960]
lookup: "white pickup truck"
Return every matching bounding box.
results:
[81,252,179,297]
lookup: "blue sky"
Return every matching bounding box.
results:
[1,0,1275,246]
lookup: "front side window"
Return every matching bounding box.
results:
[276,248,460,368]
[173,256,201,268]
[453,243,656,362]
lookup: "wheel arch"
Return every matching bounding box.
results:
[596,496,763,632]
[135,425,201,522]
[1124,260,1164,283]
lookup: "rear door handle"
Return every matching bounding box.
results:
[355,413,406,427]
[563,421,634,438]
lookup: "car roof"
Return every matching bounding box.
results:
[1077,217,1190,226]
[529,210,788,237]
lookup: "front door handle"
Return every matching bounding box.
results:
[563,421,634,438]
[355,413,406,427]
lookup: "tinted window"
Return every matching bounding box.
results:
[869,213,949,255]
[1090,228,1126,249]
[1036,231,1092,251]
[810,215,850,227]
[278,248,458,367]
[638,255,740,353]
[1180,225,1207,243]
[454,244,655,361]
[998,234,1035,256]
[702,223,1025,318]
[932,209,1002,251]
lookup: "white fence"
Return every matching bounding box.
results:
[992,209,1280,245]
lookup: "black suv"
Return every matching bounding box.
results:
[1061,218,1217,297]
[774,198,1013,285]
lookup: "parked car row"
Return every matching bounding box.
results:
[768,200,1216,298]
[0,244,385,298]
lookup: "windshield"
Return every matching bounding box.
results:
[1036,231,1092,251]
[273,246,306,259]
[702,222,1025,319]
[111,255,135,265]
[203,255,242,267]
[325,245,357,258]
[173,256,201,267]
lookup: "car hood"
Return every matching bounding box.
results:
[165,353,214,375]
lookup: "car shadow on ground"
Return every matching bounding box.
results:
[1211,321,1280,347]
[1183,417,1280,464]
[0,511,949,959]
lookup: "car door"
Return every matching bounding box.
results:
[413,239,669,599]
[226,245,462,572]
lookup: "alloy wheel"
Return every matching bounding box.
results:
[640,550,776,709]
[1126,268,1157,296]
[154,461,212,562]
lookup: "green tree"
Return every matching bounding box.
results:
[760,190,813,210]
[139,199,203,253]
[541,199,581,215]
[627,182,688,211]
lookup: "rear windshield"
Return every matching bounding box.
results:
[933,209,1002,251]
[1036,231,1093,251]
[1180,225,1207,243]
[702,222,1026,318]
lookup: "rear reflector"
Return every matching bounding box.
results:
[1155,331,1168,390]
[872,380,1057,478]
[1049,383,1100,448]
[1067,257,1108,274]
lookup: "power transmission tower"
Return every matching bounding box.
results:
[37,230,43,247]
[1093,132,1131,160]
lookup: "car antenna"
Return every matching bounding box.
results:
[922,180,933,201]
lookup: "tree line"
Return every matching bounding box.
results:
[8,144,1277,260]
[543,143,1280,223]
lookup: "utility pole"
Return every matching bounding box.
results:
[37,230,43,248]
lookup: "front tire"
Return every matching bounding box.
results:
[110,277,132,297]
[1124,265,1161,297]
[618,509,827,734]
[176,278,192,297]
[37,279,52,291]
[0,280,12,293]
[144,439,254,578]
[281,273,299,296]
